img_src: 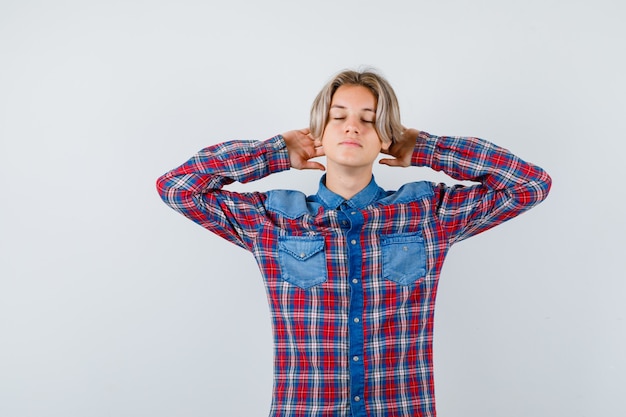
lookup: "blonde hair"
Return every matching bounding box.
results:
[309,69,402,144]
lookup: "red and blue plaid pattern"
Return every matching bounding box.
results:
[157,132,551,416]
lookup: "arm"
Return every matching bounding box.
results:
[381,129,552,243]
[156,129,323,250]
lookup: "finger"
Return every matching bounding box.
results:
[301,161,326,171]
[378,158,402,167]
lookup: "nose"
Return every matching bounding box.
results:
[344,115,360,134]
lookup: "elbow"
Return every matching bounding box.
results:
[520,168,552,207]
[155,173,196,212]
[156,174,172,204]
[536,169,552,203]
[509,167,552,209]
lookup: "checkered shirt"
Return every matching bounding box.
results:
[156,131,551,416]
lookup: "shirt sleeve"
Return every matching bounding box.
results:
[412,131,552,244]
[156,135,291,250]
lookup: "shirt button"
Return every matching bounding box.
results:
[350,239,357,245]
[353,317,360,323]
[353,356,359,361]
[354,396,361,402]
[352,278,358,284]
[351,211,356,215]
[300,252,306,258]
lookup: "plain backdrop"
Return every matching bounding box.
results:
[1,0,624,416]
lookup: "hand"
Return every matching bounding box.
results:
[282,128,326,170]
[379,128,420,167]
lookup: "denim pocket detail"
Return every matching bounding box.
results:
[278,235,328,289]
[381,232,427,286]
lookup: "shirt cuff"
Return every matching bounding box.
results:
[411,130,438,168]
[265,134,292,174]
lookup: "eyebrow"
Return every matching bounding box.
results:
[330,105,376,113]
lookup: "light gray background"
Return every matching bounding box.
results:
[1,0,624,416]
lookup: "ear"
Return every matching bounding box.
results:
[380,139,391,151]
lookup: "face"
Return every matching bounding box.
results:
[321,84,389,171]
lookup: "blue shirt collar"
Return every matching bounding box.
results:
[316,174,385,210]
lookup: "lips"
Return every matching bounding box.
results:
[339,139,362,147]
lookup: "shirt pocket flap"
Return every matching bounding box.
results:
[279,236,325,261]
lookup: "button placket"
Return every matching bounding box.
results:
[342,206,366,415]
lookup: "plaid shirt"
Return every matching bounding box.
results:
[156,131,551,416]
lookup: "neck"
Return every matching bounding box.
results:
[324,164,373,200]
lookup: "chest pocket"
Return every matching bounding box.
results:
[278,235,328,289]
[381,232,427,286]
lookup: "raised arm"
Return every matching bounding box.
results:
[156,130,325,250]
[382,129,551,243]
[156,135,289,249]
